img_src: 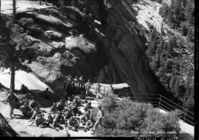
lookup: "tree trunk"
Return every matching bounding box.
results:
[0,0,1,15]
[0,113,20,137]
[10,65,15,92]
[13,0,16,23]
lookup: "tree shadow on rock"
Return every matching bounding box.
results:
[28,89,59,108]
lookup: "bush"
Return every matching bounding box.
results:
[94,93,181,137]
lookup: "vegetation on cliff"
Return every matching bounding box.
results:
[145,0,194,112]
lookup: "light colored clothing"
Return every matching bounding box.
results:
[93,109,104,131]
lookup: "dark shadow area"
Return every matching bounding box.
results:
[13,114,29,120]
[56,125,64,130]
[26,89,59,108]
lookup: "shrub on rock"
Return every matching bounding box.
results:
[94,93,181,137]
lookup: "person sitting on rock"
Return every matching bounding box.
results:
[67,112,80,131]
[7,91,20,119]
[84,113,95,132]
[51,111,64,129]
[84,101,92,111]
[19,84,29,94]
[64,108,72,121]
[19,101,32,117]
[72,96,80,106]
[29,100,38,112]
[70,103,79,117]
[79,109,90,125]
[50,103,57,113]
[29,106,42,122]
[56,99,66,111]
[29,111,45,127]
[40,113,54,128]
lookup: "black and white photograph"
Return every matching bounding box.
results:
[0,0,195,138]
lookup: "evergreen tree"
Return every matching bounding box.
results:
[181,23,188,36]
[174,0,182,21]
[185,0,194,25]
[0,17,38,91]
[165,59,173,72]
[170,75,176,92]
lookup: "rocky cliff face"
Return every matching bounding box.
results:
[88,0,160,98]
[13,0,163,99]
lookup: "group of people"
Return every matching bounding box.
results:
[6,89,104,134]
[63,75,91,100]
[5,74,116,136]
[64,75,114,101]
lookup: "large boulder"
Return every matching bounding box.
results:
[65,34,96,55]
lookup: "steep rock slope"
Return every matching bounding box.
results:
[89,0,160,98]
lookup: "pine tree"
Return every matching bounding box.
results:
[185,0,194,25]
[181,23,188,36]
[0,17,39,91]
[170,75,176,92]
[174,0,182,21]
[173,76,180,97]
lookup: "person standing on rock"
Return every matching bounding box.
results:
[95,83,101,101]
[7,92,20,119]
[85,79,91,96]
[92,105,104,132]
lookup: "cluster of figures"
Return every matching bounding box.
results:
[5,75,111,135]
[63,75,114,101]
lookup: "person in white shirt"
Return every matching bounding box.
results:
[92,105,104,132]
